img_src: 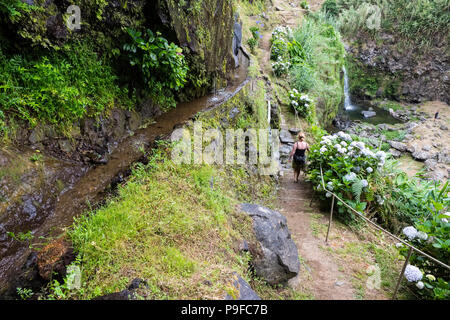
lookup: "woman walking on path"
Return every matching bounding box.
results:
[289,132,309,183]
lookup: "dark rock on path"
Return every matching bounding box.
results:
[241,203,300,285]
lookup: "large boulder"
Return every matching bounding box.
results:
[225,273,261,300]
[241,203,300,285]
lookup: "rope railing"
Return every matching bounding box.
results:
[317,164,450,299]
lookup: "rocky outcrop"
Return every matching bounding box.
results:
[347,33,449,104]
[241,203,300,285]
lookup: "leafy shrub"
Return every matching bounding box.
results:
[300,1,310,10]
[247,37,259,54]
[397,183,449,300]
[270,26,293,76]
[123,28,188,109]
[270,38,288,61]
[271,57,291,77]
[322,0,340,17]
[0,43,126,130]
[247,24,263,54]
[0,0,33,21]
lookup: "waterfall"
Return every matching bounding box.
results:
[343,66,355,111]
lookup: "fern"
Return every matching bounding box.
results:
[352,179,364,202]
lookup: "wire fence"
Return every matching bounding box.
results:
[316,164,450,300]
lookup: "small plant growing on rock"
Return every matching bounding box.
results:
[124,28,188,110]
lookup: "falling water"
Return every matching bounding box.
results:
[343,66,355,111]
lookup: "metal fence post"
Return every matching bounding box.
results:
[325,195,335,243]
[392,246,413,300]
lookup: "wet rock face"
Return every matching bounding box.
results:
[241,203,300,285]
[161,0,235,75]
[348,33,449,104]
[15,102,161,164]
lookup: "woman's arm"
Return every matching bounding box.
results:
[289,142,297,160]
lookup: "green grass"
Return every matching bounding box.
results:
[49,138,277,300]
[67,151,250,299]
[380,129,406,141]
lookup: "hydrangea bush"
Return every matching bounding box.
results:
[288,89,315,122]
[270,26,293,77]
[307,131,387,221]
[398,200,450,300]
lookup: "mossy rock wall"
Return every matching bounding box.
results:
[160,0,235,80]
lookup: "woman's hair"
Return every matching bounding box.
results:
[298,132,305,141]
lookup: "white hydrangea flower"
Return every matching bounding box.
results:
[441,212,450,223]
[416,231,428,241]
[340,141,347,147]
[367,167,373,173]
[344,172,357,182]
[416,281,424,289]
[403,226,418,240]
[361,179,369,188]
[376,151,386,159]
[320,147,327,154]
[404,265,423,282]
[293,88,298,94]
[325,192,332,198]
[395,242,403,248]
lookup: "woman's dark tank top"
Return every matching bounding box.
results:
[295,148,306,157]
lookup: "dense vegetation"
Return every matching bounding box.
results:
[0,43,130,132]
[324,0,450,46]
[0,0,222,140]
[270,11,345,125]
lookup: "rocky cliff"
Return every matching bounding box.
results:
[346,32,449,104]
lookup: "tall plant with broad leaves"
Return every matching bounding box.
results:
[123,28,188,109]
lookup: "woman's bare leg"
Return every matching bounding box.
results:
[295,170,301,182]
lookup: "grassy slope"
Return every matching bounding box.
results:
[69,150,259,299]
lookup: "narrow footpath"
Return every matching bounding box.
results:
[262,0,392,300]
